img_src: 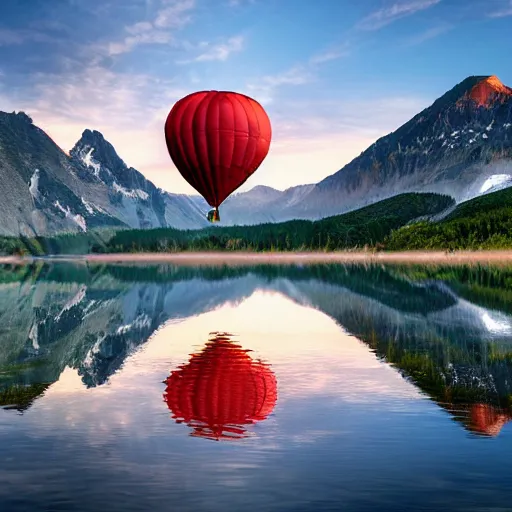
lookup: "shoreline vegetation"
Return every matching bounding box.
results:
[1,186,512,259]
[4,250,512,266]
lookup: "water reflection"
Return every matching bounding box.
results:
[2,261,512,436]
[2,262,512,510]
[163,332,277,441]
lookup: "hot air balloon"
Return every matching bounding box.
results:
[163,332,277,441]
[164,91,272,223]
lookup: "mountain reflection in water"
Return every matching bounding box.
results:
[164,331,277,441]
[2,262,512,510]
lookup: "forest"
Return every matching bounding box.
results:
[0,186,510,255]
[385,186,512,250]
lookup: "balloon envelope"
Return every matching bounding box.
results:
[163,332,277,441]
[164,91,272,208]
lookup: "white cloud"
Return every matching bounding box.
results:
[106,0,195,56]
[178,35,244,63]
[0,28,26,45]
[405,23,452,45]
[104,0,243,64]
[272,97,428,140]
[154,0,195,28]
[309,48,348,65]
[125,21,154,35]
[260,67,313,87]
[245,66,314,104]
[108,30,173,55]
[488,0,512,17]
[245,41,349,105]
[357,0,442,30]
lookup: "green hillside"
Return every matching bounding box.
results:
[2,185,511,255]
[100,192,453,253]
[0,192,450,255]
[385,186,512,250]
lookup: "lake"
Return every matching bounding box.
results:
[1,261,512,512]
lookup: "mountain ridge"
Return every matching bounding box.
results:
[171,74,512,225]
[280,74,512,221]
[1,74,511,235]
[0,112,209,236]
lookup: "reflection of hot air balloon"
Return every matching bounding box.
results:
[164,91,272,223]
[445,402,512,437]
[467,404,511,437]
[163,332,277,441]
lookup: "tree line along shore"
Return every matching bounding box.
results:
[1,187,511,256]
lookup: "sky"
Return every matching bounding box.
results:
[0,0,511,195]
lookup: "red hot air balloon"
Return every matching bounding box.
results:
[164,91,272,223]
[163,332,277,441]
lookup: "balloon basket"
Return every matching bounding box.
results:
[207,208,220,223]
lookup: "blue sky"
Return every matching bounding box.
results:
[0,0,511,194]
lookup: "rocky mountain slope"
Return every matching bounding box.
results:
[220,75,512,224]
[0,112,208,236]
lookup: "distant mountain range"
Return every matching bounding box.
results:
[0,74,510,235]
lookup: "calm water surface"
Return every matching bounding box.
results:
[1,262,512,511]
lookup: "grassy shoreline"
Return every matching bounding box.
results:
[3,250,512,266]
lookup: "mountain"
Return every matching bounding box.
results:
[0,112,208,236]
[2,74,510,234]
[215,184,315,225]
[219,75,512,224]
[311,75,512,212]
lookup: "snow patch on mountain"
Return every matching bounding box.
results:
[29,169,40,200]
[81,197,95,215]
[82,147,101,176]
[453,297,512,338]
[112,181,149,201]
[481,311,512,335]
[29,321,39,351]
[82,299,98,318]
[83,334,107,367]
[116,313,152,334]
[55,285,88,321]
[479,174,512,193]
[53,201,87,232]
